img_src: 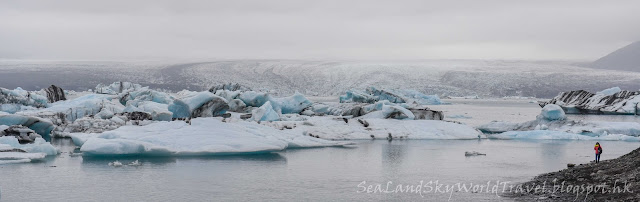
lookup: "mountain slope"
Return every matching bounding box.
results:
[591,41,640,71]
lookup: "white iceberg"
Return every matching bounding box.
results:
[489,130,640,141]
[250,101,280,122]
[79,118,351,156]
[284,116,481,140]
[0,136,58,156]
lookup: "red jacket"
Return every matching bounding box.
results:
[594,145,602,154]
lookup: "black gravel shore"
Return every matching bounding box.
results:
[506,147,640,201]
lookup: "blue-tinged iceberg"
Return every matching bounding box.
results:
[250,101,280,122]
[0,115,55,140]
[0,136,58,156]
[0,87,49,109]
[168,92,229,118]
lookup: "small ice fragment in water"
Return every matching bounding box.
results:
[108,161,123,167]
[128,160,141,166]
[465,151,486,156]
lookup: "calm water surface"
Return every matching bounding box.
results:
[0,138,637,201]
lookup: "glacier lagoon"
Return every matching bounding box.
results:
[1,138,638,201]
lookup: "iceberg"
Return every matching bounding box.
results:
[250,101,280,122]
[0,115,55,140]
[489,130,640,141]
[268,92,312,114]
[238,91,270,107]
[209,83,252,93]
[168,92,229,118]
[0,125,41,144]
[42,85,66,103]
[79,118,351,156]
[339,87,441,105]
[0,136,58,156]
[0,87,48,108]
[539,88,640,114]
[95,82,142,95]
[18,93,124,123]
[284,116,481,140]
[540,104,566,121]
[478,104,640,138]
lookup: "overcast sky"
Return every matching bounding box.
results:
[1,0,639,61]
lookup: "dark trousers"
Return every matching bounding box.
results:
[595,153,601,163]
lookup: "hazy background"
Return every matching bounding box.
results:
[1,0,639,61]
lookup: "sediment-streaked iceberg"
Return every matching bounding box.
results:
[539,87,640,114]
[169,92,229,118]
[340,87,441,105]
[0,115,55,140]
[95,82,142,95]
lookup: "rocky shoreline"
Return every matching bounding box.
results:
[506,147,640,201]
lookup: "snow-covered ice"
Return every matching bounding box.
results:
[78,118,352,156]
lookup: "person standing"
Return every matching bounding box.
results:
[594,142,603,163]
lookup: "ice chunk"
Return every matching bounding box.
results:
[168,92,229,118]
[0,115,55,140]
[79,118,350,156]
[251,101,280,122]
[18,93,124,122]
[0,87,48,108]
[339,90,377,103]
[597,87,622,96]
[227,99,247,112]
[42,85,67,103]
[289,116,481,140]
[268,92,312,114]
[125,101,172,121]
[119,89,174,105]
[464,151,486,156]
[0,136,58,155]
[95,82,142,95]
[489,130,640,141]
[238,91,270,107]
[540,104,566,121]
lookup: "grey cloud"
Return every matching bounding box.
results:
[1,0,639,61]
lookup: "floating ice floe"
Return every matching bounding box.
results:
[464,151,486,156]
[77,118,352,156]
[489,130,640,141]
[269,116,481,140]
[479,103,640,140]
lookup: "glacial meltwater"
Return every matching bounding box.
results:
[0,138,637,201]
